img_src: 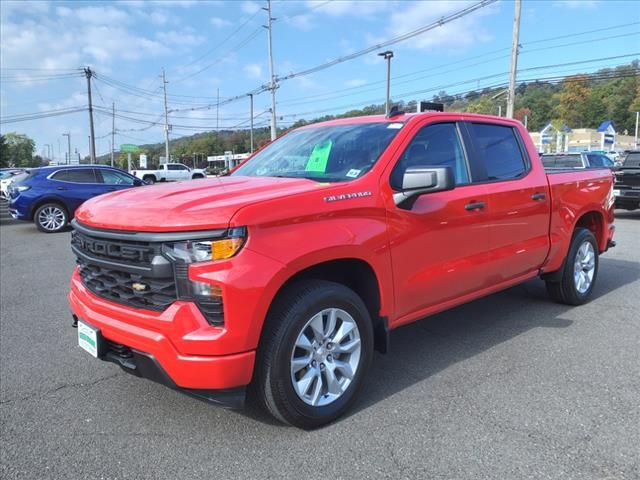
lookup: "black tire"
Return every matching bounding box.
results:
[545,228,599,305]
[253,280,374,429]
[34,202,68,233]
[192,174,204,179]
[143,175,156,184]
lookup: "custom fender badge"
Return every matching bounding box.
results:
[324,191,372,203]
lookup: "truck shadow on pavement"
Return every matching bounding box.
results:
[346,256,639,420]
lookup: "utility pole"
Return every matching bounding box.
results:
[62,133,71,165]
[248,93,254,153]
[162,69,170,163]
[88,136,91,163]
[506,0,521,119]
[264,0,277,140]
[84,67,97,163]
[635,111,639,147]
[111,102,115,167]
[378,51,394,116]
[216,88,220,133]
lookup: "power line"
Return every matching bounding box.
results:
[276,0,497,83]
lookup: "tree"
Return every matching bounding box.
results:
[0,135,9,168]
[557,75,591,128]
[465,95,495,115]
[3,132,36,167]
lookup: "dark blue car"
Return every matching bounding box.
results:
[8,165,143,233]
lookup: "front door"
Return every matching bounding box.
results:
[384,121,492,325]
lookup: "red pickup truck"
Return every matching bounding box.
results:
[69,112,615,428]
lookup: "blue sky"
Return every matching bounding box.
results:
[1,0,639,160]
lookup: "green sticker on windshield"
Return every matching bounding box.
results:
[305,139,332,173]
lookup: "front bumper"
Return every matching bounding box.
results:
[69,271,256,396]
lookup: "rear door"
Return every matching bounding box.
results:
[385,120,492,323]
[463,122,551,283]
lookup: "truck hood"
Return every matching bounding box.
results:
[75,176,328,231]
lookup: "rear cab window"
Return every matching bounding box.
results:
[622,152,640,168]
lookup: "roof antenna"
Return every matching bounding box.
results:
[386,104,404,118]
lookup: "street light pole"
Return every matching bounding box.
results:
[378,51,394,116]
[62,133,71,165]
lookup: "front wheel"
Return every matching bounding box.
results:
[254,280,373,429]
[546,227,599,305]
[34,203,68,233]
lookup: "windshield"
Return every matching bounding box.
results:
[623,152,640,168]
[232,122,403,182]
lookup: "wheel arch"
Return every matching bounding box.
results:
[30,196,70,221]
[574,210,605,252]
[265,258,389,354]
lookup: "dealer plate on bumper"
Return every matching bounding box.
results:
[78,320,101,358]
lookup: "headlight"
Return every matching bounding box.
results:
[14,185,31,192]
[163,227,247,263]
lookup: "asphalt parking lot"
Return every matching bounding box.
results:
[1,205,638,480]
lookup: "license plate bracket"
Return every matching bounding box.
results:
[77,320,104,358]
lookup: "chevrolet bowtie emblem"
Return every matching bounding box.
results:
[131,282,148,292]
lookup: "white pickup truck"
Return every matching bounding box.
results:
[131,163,206,184]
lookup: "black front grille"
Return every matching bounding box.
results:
[78,260,177,311]
[72,230,157,266]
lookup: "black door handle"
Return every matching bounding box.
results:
[531,192,546,201]
[465,201,485,211]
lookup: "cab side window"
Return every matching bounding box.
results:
[467,123,527,181]
[390,123,469,190]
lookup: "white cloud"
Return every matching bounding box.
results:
[156,30,205,48]
[345,79,367,88]
[210,16,232,28]
[241,1,261,15]
[150,10,169,26]
[552,0,599,8]
[56,5,131,25]
[386,0,497,52]
[243,63,263,80]
[306,0,391,18]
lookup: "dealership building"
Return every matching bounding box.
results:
[529,120,636,153]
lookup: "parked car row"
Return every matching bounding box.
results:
[0,168,26,199]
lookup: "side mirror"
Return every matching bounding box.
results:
[393,166,455,209]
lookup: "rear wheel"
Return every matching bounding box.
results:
[254,280,373,429]
[143,175,156,184]
[546,228,599,305]
[34,203,68,233]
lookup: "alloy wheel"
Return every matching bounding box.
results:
[573,241,595,294]
[290,308,362,407]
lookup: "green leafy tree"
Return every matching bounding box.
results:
[557,75,592,128]
[0,135,9,168]
[3,132,36,167]
[465,95,495,115]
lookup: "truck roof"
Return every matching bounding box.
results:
[299,111,523,129]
